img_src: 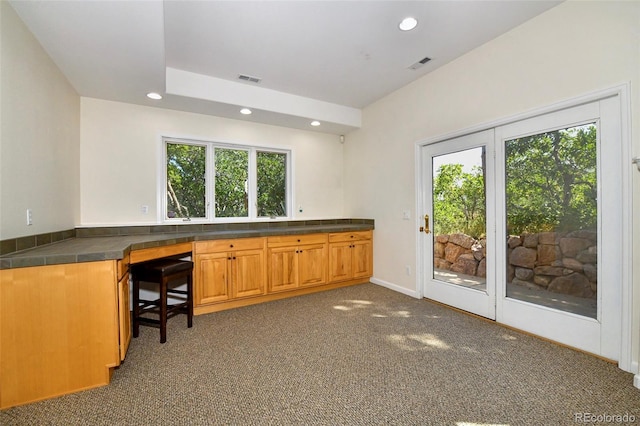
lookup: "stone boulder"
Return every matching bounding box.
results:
[434,258,452,270]
[537,244,561,266]
[511,278,540,290]
[548,273,593,298]
[434,242,445,259]
[576,248,597,264]
[477,258,486,278]
[559,237,591,258]
[449,233,475,249]
[510,246,537,268]
[450,253,478,276]
[583,263,597,282]
[538,232,558,245]
[515,267,534,281]
[562,258,583,271]
[507,235,522,249]
[567,229,597,241]
[534,266,569,276]
[472,243,484,261]
[522,233,539,248]
[444,244,468,263]
[533,275,552,288]
[436,234,449,244]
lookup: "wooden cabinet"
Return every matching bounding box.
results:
[193,230,372,315]
[0,261,123,409]
[328,231,373,283]
[194,238,266,306]
[116,257,131,362]
[267,234,328,292]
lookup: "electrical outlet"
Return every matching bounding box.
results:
[141,205,149,214]
[402,210,411,220]
[405,265,411,276]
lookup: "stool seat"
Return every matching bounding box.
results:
[133,259,194,280]
[132,258,194,343]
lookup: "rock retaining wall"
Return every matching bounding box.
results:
[434,231,597,298]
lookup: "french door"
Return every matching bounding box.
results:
[422,129,496,319]
[421,97,623,361]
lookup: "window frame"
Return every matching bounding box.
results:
[161,137,292,223]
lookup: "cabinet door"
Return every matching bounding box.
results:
[352,239,373,279]
[329,241,353,283]
[196,253,230,305]
[232,249,266,298]
[117,274,131,361]
[298,243,327,287]
[267,246,298,292]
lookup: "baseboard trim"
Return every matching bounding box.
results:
[635,374,640,390]
[370,277,420,299]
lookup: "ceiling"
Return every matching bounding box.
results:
[10,0,562,135]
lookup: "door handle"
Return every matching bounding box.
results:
[423,214,431,234]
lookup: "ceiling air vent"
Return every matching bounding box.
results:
[238,74,262,84]
[408,56,432,70]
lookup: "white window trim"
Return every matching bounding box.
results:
[161,136,292,223]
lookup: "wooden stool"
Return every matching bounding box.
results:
[132,258,194,343]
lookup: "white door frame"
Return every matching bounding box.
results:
[414,83,633,373]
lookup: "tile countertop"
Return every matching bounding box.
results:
[0,223,374,270]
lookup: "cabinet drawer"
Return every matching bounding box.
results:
[195,237,265,254]
[267,233,327,247]
[328,231,372,243]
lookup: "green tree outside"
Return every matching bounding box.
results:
[215,148,249,217]
[257,151,287,217]
[505,123,597,234]
[433,163,486,239]
[432,123,597,237]
[167,143,206,218]
[166,143,288,219]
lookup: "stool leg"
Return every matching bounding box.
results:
[133,277,140,338]
[187,273,193,328]
[160,276,168,344]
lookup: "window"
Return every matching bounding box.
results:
[163,138,290,222]
[257,151,287,217]
[215,147,249,218]
[166,142,206,219]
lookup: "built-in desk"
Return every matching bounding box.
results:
[0,219,374,409]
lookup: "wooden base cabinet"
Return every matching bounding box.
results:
[0,260,129,409]
[194,238,267,306]
[328,231,373,283]
[193,231,372,315]
[267,234,328,292]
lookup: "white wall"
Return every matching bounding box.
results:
[0,1,80,240]
[344,0,639,359]
[80,98,345,225]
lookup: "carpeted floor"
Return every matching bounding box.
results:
[2,283,639,425]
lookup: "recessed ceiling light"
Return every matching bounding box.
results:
[399,17,418,31]
[146,92,162,100]
[310,121,321,127]
[240,108,252,115]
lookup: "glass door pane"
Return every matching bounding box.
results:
[504,123,597,319]
[432,147,487,292]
